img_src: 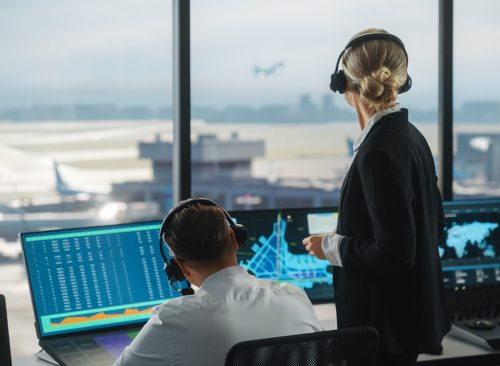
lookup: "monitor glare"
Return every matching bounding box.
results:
[440,200,500,287]
[230,207,337,303]
[21,221,182,337]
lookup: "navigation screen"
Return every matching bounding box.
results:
[21,221,182,337]
[440,200,500,287]
[230,207,337,303]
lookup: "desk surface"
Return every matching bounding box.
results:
[314,304,500,365]
[12,303,500,366]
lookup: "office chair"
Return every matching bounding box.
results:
[225,326,379,366]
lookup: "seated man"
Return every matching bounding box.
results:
[114,199,322,366]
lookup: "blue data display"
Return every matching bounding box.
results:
[440,200,500,287]
[21,221,181,337]
[231,208,337,303]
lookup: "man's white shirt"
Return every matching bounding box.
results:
[113,265,323,366]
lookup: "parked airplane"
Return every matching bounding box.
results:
[53,161,106,201]
[0,163,157,244]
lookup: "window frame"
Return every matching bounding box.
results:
[173,0,458,204]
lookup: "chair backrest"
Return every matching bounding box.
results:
[225,327,379,366]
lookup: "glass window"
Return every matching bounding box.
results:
[191,0,438,210]
[453,1,500,199]
[0,0,173,355]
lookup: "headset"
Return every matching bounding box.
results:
[330,32,412,95]
[159,198,248,296]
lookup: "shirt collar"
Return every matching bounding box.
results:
[353,104,401,153]
[200,265,248,289]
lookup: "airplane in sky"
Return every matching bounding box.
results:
[253,62,284,78]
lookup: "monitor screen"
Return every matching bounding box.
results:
[21,221,182,337]
[440,200,500,287]
[230,207,337,303]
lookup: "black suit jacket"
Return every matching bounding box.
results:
[335,109,451,355]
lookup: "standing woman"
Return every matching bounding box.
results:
[303,29,450,366]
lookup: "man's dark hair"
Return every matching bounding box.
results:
[163,203,232,262]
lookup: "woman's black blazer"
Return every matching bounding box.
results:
[335,108,451,355]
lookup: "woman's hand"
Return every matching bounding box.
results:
[302,235,326,260]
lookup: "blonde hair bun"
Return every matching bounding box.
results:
[342,28,409,112]
[359,66,398,107]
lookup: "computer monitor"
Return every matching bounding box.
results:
[20,221,183,338]
[440,200,500,288]
[230,207,338,303]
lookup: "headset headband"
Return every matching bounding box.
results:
[330,32,411,94]
[159,198,237,258]
[158,198,248,296]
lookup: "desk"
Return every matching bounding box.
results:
[313,304,500,366]
[12,304,500,366]
[418,336,500,365]
[14,357,46,366]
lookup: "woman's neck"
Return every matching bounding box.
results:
[353,99,376,131]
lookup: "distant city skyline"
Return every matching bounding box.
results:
[1,96,499,123]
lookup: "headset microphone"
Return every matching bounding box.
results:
[158,241,194,296]
[159,198,248,296]
[330,32,412,95]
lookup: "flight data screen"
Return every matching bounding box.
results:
[21,221,181,337]
[231,207,337,303]
[440,200,500,287]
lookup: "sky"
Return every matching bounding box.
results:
[0,0,499,111]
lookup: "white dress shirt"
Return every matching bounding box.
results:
[113,266,323,366]
[321,104,402,267]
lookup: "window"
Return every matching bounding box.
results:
[191,0,438,210]
[453,0,500,199]
[0,0,173,355]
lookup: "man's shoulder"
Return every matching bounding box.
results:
[153,279,310,323]
[153,291,209,321]
[260,278,309,296]
[247,278,313,307]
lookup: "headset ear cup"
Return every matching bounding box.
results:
[337,70,347,94]
[398,74,412,94]
[166,258,185,284]
[330,70,347,94]
[231,224,248,248]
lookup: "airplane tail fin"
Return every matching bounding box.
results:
[53,161,73,194]
[346,138,354,158]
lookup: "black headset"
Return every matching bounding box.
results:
[330,32,412,95]
[159,198,248,296]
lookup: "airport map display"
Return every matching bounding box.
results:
[21,221,182,337]
[232,208,337,302]
[440,200,500,287]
